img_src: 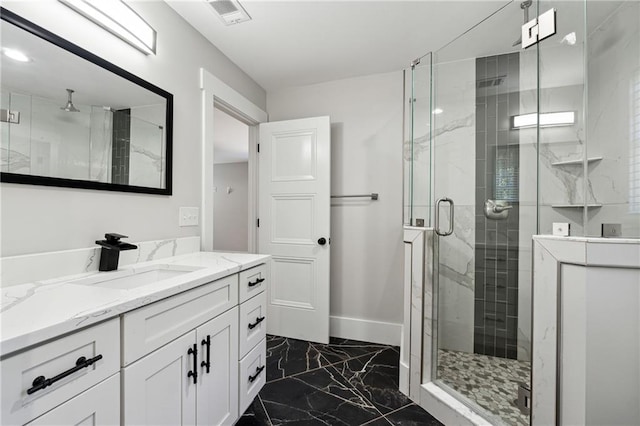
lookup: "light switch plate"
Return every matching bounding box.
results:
[179,207,199,227]
[552,222,570,237]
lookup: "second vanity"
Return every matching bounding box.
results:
[0,250,270,425]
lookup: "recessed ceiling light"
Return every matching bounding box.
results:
[207,0,252,26]
[3,48,30,62]
[432,108,443,115]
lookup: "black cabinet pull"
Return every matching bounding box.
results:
[248,365,265,383]
[27,354,103,395]
[187,344,198,384]
[248,278,265,287]
[201,336,211,374]
[248,316,266,330]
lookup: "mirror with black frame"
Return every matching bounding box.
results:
[0,8,173,195]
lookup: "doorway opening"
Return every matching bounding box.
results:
[213,106,250,252]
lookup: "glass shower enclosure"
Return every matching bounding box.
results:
[404,1,639,425]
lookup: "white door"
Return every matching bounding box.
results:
[258,116,331,344]
[196,307,238,426]
[122,331,197,425]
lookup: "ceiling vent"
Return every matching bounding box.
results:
[207,0,251,26]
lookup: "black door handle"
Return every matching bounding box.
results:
[27,354,103,395]
[248,316,266,330]
[187,344,198,384]
[318,237,327,245]
[248,277,265,287]
[201,336,211,374]
[248,365,265,383]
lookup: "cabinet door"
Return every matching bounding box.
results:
[26,374,119,426]
[123,331,197,425]
[196,307,239,426]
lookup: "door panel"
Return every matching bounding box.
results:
[122,331,196,426]
[196,307,238,426]
[259,116,330,344]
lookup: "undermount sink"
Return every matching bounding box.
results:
[71,264,204,290]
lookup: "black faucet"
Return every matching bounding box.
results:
[95,233,138,271]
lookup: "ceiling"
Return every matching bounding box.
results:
[165,0,512,92]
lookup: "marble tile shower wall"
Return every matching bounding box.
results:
[474,53,520,359]
[586,0,640,238]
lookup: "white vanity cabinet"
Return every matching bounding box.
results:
[237,264,268,414]
[122,273,240,425]
[0,318,120,426]
[0,254,270,426]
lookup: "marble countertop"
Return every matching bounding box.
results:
[0,251,270,358]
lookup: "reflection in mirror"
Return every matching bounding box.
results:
[0,8,172,194]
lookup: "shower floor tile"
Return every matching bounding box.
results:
[437,349,530,426]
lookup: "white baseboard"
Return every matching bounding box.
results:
[330,315,402,346]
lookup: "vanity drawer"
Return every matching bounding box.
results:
[122,274,238,365]
[239,263,267,304]
[239,291,267,358]
[26,374,120,426]
[238,338,267,415]
[1,318,119,426]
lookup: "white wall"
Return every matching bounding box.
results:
[0,1,266,256]
[267,71,405,330]
[213,162,248,252]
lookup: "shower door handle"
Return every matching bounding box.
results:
[435,197,454,236]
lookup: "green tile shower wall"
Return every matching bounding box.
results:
[474,53,520,360]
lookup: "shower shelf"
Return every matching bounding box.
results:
[551,204,603,208]
[551,156,603,166]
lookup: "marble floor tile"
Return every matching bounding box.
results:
[334,347,413,414]
[314,337,390,365]
[260,368,381,425]
[266,335,325,382]
[236,396,271,426]
[243,335,442,426]
[361,417,393,425]
[385,404,443,426]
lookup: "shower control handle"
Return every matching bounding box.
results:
[435,198,454,236]
[484,199,512,220]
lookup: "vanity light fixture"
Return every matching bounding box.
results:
[58,0,156,55]
[207,0,252,26]
[3,48,30,62]
[511,111,575,129]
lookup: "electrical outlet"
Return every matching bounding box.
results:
[179,207,199,227]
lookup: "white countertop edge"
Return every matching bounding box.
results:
[0,251,270,358]
[533,235,640,244]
